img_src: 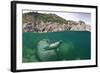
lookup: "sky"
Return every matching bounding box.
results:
[23,10,91,25]
[56,12,91,25]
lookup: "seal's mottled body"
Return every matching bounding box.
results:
[37,39,62,61]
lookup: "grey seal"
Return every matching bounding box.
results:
[37,39,62,61]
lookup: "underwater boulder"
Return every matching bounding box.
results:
[59,42,77,60]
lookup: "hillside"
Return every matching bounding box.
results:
[22,12,91,32]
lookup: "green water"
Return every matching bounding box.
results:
[22,31,91,63]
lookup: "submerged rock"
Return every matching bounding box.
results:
[58,42,75,60]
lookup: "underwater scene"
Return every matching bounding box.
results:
[22,10,91,63]
[22,31,91,62]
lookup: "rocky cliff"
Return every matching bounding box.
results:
[22,12,91,32]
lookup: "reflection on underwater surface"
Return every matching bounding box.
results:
[22,31,91,63]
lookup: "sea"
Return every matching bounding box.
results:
[22,31,91,63]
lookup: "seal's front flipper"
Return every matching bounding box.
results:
[45,41,62,50]
[49,40,62,48]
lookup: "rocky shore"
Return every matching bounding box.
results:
[22,12,91,32]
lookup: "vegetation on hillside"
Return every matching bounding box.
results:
[23,12,72,24]
[22,12,91,32]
